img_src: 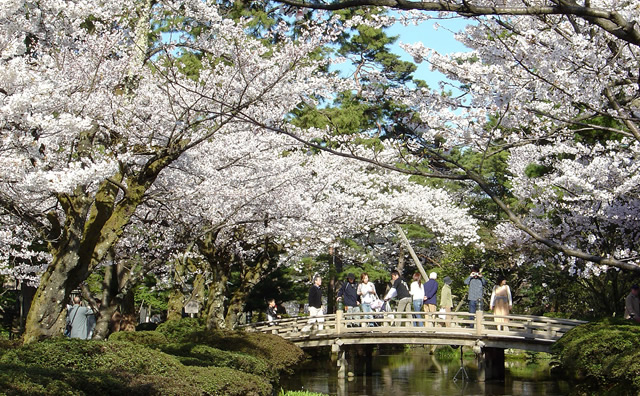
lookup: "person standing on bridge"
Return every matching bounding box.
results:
[337,273,359,327]
[266,298,281,325]
[464,267,487,328]
[624,284,640,323]
[440,276,453,327]
[384,270,412,327]
[423,272,439,327]
[306,274,324,331]
[490,277,512,331]
[357,273,377,327]
[409,272,424,326]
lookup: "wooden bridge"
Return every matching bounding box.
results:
[243,310,587,380]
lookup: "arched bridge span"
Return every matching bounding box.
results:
[245,310,585,353]
[243,311,586,380]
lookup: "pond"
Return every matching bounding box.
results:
[281,347,571,396]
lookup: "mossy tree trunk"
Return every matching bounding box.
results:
[206,273,229,329]
[197,231,279,329]
[167,289,185,321]
[23,148,182,343]
[197,230,231,329]
[224,252,275,328]
[167,253,208,321]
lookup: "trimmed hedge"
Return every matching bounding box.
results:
[552,318,640,395]
[108,330,168,345]
[156,319,305,372]
[0,340,183,374]
[159,342,276,380]
[0,321,306,396]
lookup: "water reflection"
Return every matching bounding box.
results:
[281,347,570,396]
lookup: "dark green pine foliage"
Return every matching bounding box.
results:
[290,8,425,142]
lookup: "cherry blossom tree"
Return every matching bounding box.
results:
[124,129,481,329]
[270,0,640,273]
[0,0,349,342]
[1,0,483,339]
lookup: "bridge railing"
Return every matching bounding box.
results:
[242,310,586,342]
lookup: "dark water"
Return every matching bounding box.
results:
[281,347,571,396]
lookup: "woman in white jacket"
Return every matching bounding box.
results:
[409,272,425,326]
[357,272,377,327]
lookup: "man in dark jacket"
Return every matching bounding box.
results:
[423,272,439,327]
[464,267,487,327]
[384,270,412,326]
[337,273,359,326]
[306,274,324,331]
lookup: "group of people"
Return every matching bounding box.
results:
[296,266,513,330]
[270,269,640,331]
[382,267,512,327]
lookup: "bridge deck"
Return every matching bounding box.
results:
[243,310,586,352]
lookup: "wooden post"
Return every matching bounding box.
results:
[365,345,373,376]
[477,347,505,382]
[395,224,428,281]
[336,310,343,334]
[475,310,483,336]
[337,348,347,379]
[526,319,533,338]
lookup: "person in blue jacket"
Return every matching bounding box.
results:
[423,272,438,327]
[337,273,359,326]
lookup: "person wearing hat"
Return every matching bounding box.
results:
[624,284,640,323]
[337,272,360,326]
[423,272,439,327]
[440,276,454,327]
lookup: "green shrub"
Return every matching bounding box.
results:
[121,366,272,396]
[0,338,19,358]
[108,330,168,345]
[193,330,305,373]
[0,323,302,396]
[552,319,640,394]
[156,318,207,342]
[159,342,275,379]
[0,339,184,374]
[0,364,150,395]
[278,390,327,396]
[0,339,275,396]
[434,345,457,360]
[156,319,304,373]
[0,362,273,396]
[183,366,271,396]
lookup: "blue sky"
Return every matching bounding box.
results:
[330,16,472,91]
[386,17,472,89]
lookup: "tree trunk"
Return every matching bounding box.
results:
[22,250,87,343]
[398,245,405,273]
[206,274,228,329]
[167,290,185,321]
[223,256,273,328]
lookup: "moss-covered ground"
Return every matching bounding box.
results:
[0,318,305,396]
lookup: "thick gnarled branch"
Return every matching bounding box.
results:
[275,0,640,47]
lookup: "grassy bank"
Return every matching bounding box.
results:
[0,319,305,396]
